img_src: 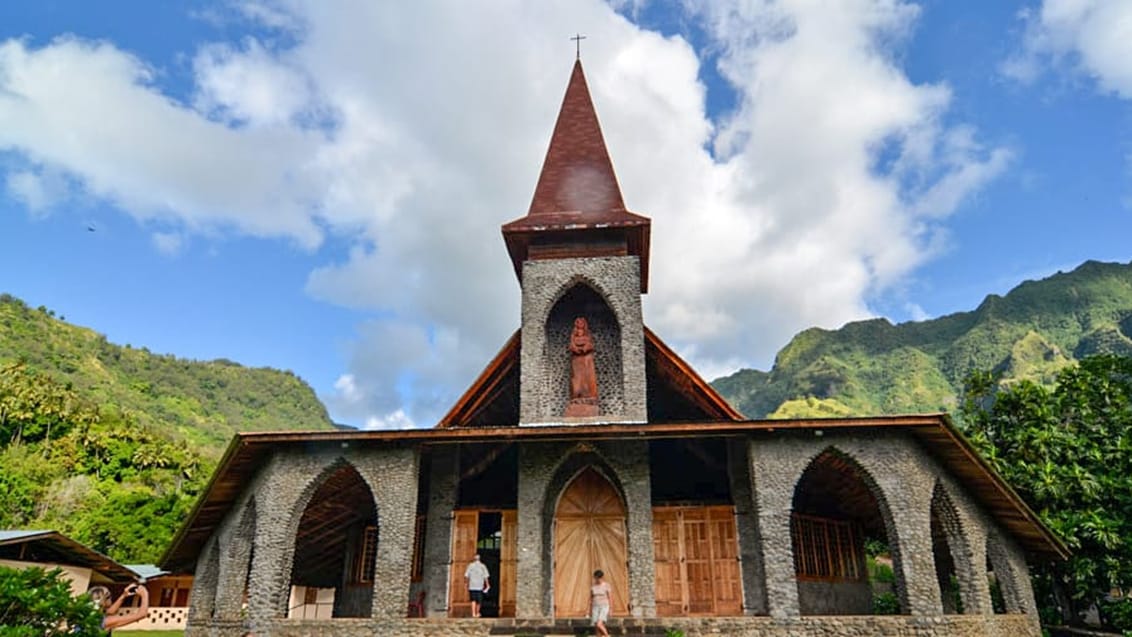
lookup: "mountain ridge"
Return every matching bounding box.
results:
[712,259,1132,418]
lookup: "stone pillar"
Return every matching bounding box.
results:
[727,437,766,615]
[355,446,420,619]
[213,498,256,620]
[422,445,458,617]
[186,538,219,626]
[246,456,299,629]
[880,475,941,616]
[615,440,656,618]
[939,481,991,615]
[746,438,801,618]
[515,442,548,618]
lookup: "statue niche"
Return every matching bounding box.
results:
[565,317,600,417]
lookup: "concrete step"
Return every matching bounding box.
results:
[488,618,672,636]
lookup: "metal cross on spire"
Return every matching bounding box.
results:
[571,33,587,60]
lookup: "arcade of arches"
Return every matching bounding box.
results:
[187,435,1038,629]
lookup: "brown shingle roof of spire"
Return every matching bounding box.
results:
[502,60,651,291]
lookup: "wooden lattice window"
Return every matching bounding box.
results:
[791,513,863,581]
[410,515,426,582]
[356,525,378,583]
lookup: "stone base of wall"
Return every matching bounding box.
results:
[186,614,1039,637]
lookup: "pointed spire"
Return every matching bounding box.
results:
[527,60,625,215]
[502,60,651,292]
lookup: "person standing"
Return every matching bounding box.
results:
[590,569,611,637]
[464,553,490,618]
[88,582,149,632]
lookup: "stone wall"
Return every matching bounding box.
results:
[726,437,767,615]
[421,445,459,617]
[796,580,873,615]
[185,614,1041,637]
[519,256,646,424]
[185,445,420,635]
[515,440,656,618]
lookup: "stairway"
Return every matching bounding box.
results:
[489,618,673,636]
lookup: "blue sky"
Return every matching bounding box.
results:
[1,1,1130,428]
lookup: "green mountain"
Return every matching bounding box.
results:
[0,293,334,562]
[712,260,1132,418]
[0,293,334,452]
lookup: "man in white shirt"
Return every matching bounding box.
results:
[464,553,490,618]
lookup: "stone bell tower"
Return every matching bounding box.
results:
[502,60,650,426]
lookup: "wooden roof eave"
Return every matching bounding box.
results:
[160,413,1067,570]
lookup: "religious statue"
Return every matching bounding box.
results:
[565,317,600,417]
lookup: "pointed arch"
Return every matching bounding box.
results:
[287,460,379,618]
[544,281,623,417]
[540,451,630,617]
[188,538,220,622]
[790,447,907,615]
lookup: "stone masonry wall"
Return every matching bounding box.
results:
[185,613,1040,637]
[519,256,646,424]
[748,431,949,618]
[421,444,459,617]
[726,437,767,615]
[515,440,656,618]
[227,445,419,633]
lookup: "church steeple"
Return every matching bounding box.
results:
[502,60,652,292]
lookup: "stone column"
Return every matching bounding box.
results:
[515,442,549,618]
[746,438,801,618]
[727,437,767,615]
[186,538,219,626]
[246,456,300,629]
[612,440,656,618]
[354,446,420,619]
[422,445,458,617]
[213,499,256,620]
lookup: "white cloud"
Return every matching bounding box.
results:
[5,168,67,213]
[1004,0,1132,98]
[0,1,1009,427]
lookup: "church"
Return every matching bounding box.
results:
[163,59,1066,637]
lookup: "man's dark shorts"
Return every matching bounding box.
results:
[469,590,484,603]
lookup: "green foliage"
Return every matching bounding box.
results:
[0,294,337,563]
[0,566,104,636]
[664,629,686,637]
[872,592,900,615]
[713,260,1132,417]
[0,293,333,454]
[1099,598,1132,635]
[959,355,1132,630]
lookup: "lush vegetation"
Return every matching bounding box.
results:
[713,260,1132,418]
[0,294,333,453]
[0,293,335,563]
[959,355,1132,632]
[0,566,104,636]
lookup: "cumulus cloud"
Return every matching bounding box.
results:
[0,1,1009,427]
[1003,0,1132,98]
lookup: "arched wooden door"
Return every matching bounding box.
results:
[553,467,630,617]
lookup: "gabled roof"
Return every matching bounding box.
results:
[0,529,139,583]
[159,414,1068,572]
[502,60,651,291]
[436,326,742,427]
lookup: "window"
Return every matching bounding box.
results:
[356,525,378,583]
[791,513,863,581]
[410,515,426,582]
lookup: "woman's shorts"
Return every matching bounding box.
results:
[591,603,609,624]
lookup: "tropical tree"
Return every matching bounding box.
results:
[0,565,104,636]
[959,355,1132,630]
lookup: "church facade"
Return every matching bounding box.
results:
[163,61,1066,637]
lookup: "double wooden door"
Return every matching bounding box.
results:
[652,505,742,616]
[448,509,517,617]
[553,468,630,617]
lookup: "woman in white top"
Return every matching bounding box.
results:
[590,569,611,637]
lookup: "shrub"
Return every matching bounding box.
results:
[0,565,104,636]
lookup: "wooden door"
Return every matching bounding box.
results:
[651,505,742,616]
[448,510,478,617]
[553,468,629,617]
[499,510,518,617]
